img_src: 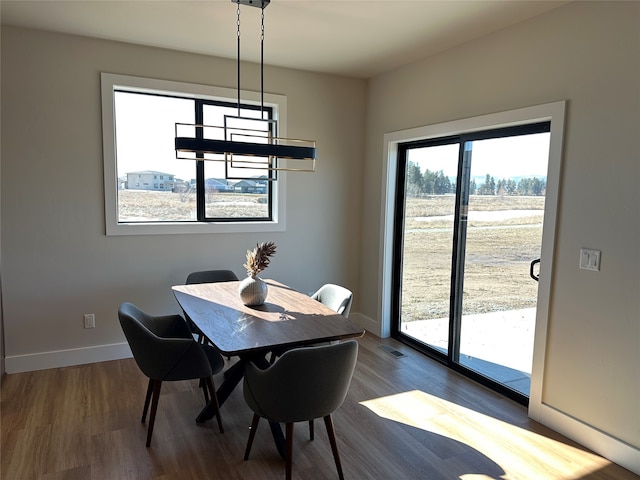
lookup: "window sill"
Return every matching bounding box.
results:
[106,220,286,236]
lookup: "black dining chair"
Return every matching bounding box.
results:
[186,269,238,285]
[185,269,238,344]
[243,340,359,480]
[118,302,225,447]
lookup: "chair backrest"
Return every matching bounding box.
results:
[311,283,353,317]
[243,340,358,423]
[186,269,238,285]
[118,302,210,381]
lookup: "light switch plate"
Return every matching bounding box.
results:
[84,313,95,329]
[579,248,601,271]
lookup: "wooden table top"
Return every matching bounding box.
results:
[172,279,365,356]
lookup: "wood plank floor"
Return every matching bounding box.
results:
[2,333,637,480]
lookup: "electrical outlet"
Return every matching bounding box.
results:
[579,248,601,271]
[84,313,95,329]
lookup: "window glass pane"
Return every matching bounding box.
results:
[114,92,196,222]
[399,143,459,354]
[458,132,549,395]
[202,104,270,220]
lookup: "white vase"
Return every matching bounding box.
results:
[238,276,268,306]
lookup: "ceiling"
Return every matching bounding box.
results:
[1,0,570,79]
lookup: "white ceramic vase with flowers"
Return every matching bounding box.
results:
[238,241,277,306]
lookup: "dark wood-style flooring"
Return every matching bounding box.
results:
[1,333,637,479]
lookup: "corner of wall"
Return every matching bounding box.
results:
[350,312,382,338]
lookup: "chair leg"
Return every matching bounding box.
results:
[141,378,154,423]
[309,419,314,440]
[146,380,163,447]
[244,413,261,460]
[324,415,344,480]
[285,422,294,480]
[204,377,223,433]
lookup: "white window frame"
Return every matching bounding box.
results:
[100,72,288,235]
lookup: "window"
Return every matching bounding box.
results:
[101,73,289,235]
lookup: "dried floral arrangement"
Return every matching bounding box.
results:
[243,241,277,277]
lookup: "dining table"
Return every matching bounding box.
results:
[171,279,365,455]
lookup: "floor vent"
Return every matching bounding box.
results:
[379,345,406,358]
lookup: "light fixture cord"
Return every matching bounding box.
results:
[261,5,265,116]
[236,1,241,117]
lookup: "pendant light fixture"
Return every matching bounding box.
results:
[175,0,316,180]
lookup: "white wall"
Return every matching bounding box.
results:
[360,0,639,466]
[0,26,365,369]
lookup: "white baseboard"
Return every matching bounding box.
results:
[3,315,381,374]
[349,312,381,337]
[5,342,132,374]
[539,403,640,475]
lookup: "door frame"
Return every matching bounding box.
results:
[378,101,566,419]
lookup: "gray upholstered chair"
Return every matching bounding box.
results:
[269,283,353,365]
[185,269,238,285]
[118,302,224,447]
[185,269,238,344]
[243,340,359,480]
[311,283,353,318]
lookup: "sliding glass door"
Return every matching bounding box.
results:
[392,124,551,403]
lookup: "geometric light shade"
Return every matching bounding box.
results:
[175,129,316,162]
[175,116,316,175]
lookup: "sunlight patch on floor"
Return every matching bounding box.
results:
[360,390,612,479]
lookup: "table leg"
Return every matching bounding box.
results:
[269,421,286,459]
[196,353,286,460]
[195,353,269,423]
[196,359,244,423]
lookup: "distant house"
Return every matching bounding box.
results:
[126,171,175,191]
[205,178,233,192]
[173,178,191,192]
[233,177,268,194]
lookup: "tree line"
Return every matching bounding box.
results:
[407,162,546,197]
